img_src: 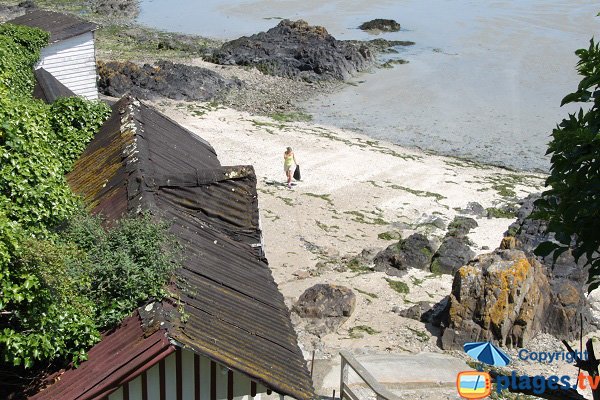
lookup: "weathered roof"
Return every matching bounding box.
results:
[64,95,315,399]
[33,68,75,103]
[31,313,174,400]
[7,10,97,43]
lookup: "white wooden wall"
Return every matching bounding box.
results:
[36,31,99,100]
[107,348,275,400]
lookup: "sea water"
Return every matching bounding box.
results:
[137,0,600,171]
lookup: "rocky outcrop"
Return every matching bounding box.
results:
[429,216,477,275]
[211,19,374,82]
[440,250,551,349]
[359,19,401,32]
[439,240,594,349]
[503,193,595,335]
[373,233,435,276]
[97,60,242,101]
[293,284,356,337]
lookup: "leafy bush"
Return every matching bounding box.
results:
[535,37,600,291]
[0,211,99,369]
[62,212,180,329]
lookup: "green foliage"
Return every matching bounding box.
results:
[0,26,109,233]
[269,111,313,123]
[0,24,48,97]
[0,211,99,369]
[486,207,517,219]
[0,24,168,375]
[346,258,371,273]
[534,38,600,291]
[348,325,380,338]
[385,278,409,294]
[50,97,111,172]
[62,212,179,329]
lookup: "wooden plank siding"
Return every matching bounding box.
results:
[36,31,99,100]
[107,349,271,400]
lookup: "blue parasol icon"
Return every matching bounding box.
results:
[464,341,511,367]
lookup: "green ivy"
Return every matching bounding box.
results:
[50,97,111,173]
[0,24,48,97]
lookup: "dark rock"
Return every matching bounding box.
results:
[393,301,432,321]
[212,19,374,82]
[373,233,435,276]
[438,249,593,350]
[430,236,476,275]
[359,19,401,32]
[293,284,356,336]
[97,60,242,101]
[367,38,415,50]
[458,201,486,217]
[421,296,450,325]
[18,0,35,9]
[447,216,478,237]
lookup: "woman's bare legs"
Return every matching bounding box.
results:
[286,169,292,187]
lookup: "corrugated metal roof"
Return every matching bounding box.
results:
[63,95,315,400]
[32,68,75,103]
[7,10,97,43]
[30,313,174,400]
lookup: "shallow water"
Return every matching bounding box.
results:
[138,0,600,171]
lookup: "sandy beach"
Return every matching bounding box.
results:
[155,98,546,358]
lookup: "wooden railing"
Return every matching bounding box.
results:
[339,351,401,400]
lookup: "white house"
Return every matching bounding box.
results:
[8,10,99,100]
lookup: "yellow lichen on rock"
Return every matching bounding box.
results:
[487,257,532,328]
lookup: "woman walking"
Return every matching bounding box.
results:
[283,147,297,188]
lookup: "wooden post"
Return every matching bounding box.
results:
[339,355,346,400]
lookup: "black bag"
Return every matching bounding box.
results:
[293,165,301,181]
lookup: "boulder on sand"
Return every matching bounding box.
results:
[430,236,475,275]
[293,284,356,337]
[373,233,435,276]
